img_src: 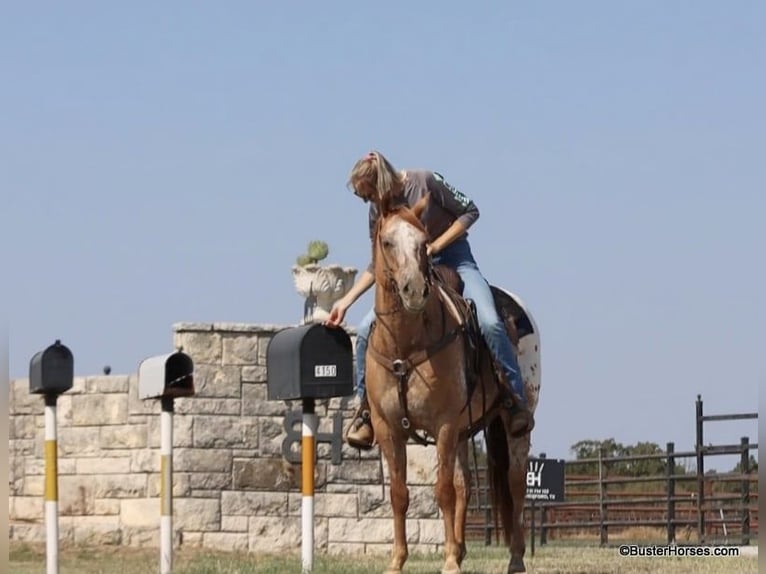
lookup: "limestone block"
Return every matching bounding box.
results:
[221,516,249,532]
[405,444,439,485]
[22,475,44,497]
[179,532,203,548]
[221,491,288,516]
[192,365,241,399]
[222,335,260,365]
[13,415,36,440]
[175,331,223,365]
[55,427,103,457]
[11,496,42,520]
[242,383,288,416]
[202,532,249,552]
[148,414,192,447]
[328,517,419,544]
[193,415,243,448]
[188,472,232,491]
[94,499,120,515]
[258,417,288,456]
[417,518,447,544]
[120,498,159,528]
[11,379,43,415]
[175,398,241,416]
[248,516,305,552]
[72,515,122,545]
[76,457,131,474]
[72,394,128,426]
[174,498,221,531]
[85,375,130,394]
[59,474,147,516]
[326,459,382,484]
[174,448,232,473]
[241,366,267,383]
[100,423,148,449]
[327,542,366,555]
[232,458,294,491]
[288,492,358,518]
[124,527,159,547]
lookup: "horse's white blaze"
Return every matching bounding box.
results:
[389,218,425,273]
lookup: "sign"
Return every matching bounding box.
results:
[525,457,565,502]
[314,364,337,378]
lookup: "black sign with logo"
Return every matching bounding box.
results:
[525,457,565,502]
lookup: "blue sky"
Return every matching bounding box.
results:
[3,1,762,468]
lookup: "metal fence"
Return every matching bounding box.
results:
[466,395,758,547]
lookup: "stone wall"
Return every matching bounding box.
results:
[8,323,445,555]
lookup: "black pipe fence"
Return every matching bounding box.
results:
[466,395,758,547]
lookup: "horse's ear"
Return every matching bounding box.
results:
[412,192,430,219]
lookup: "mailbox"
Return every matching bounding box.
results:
[29,339,74,395]
[138,351,195,400]
[267,324,353,400]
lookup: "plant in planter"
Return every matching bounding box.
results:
[292,240,357,324]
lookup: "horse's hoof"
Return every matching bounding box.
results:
[507,557,526,573]
[442,558,461,574]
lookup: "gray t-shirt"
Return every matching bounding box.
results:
[366,169,480,272]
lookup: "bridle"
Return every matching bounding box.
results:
[366,210,463,445]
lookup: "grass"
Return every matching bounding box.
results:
[10,540,758,573]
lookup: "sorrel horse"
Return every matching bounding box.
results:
[365,195,540,574]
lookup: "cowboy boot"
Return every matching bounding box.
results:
[500,389,535,437]
[509,401,535,437]
[345,395,375,450]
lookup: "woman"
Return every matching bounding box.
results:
[325,151,534,448]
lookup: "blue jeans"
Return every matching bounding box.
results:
[354,238,528,407]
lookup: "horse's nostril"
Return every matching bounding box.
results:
[402,282,411,295]
[423,285,429,298]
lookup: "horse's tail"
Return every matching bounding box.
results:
[485,415,513,546]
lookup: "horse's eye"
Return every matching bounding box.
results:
[382,239,393,249]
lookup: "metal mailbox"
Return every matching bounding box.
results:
[138,351,195,400]
[267,324,354,400]
[29,339,74,395]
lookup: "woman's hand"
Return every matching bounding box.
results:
[325,298,349,327]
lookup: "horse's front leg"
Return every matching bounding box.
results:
[452,440,470,567]
[374,416,410,574]
[435,424,461,574]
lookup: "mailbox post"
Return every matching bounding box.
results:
[29,339,74,574]
[267,324,354,573]
[138,350,194,574]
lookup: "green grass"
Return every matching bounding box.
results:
[10,541,758,573]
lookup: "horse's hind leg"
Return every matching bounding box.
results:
[435,425,462,574]
[375,420,410,574]
[453,440,470,567]
[507,432,531,573]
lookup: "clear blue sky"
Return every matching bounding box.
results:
[3,1,762,469]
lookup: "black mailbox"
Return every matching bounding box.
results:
[138,351,195,400]
[267,324,354,400]
[29,339,74,395]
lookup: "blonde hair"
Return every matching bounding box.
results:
[347,150,405,204]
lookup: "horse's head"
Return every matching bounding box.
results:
[373,194,431,313]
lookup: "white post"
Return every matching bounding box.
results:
[160,398,174,574]
[301,398,317,573]
[44,396,59,574]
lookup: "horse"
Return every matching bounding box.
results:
[364,194,541,573]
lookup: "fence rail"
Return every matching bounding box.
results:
[465,396,758,547]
